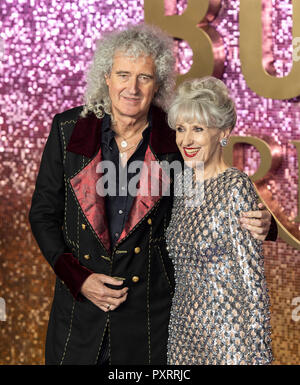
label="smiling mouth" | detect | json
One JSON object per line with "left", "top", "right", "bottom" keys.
{"left": 122, "top": 96, "right": 140, "bottom": 102}
{"left": 183, "top": 147, "right": 201, "bottom": 157}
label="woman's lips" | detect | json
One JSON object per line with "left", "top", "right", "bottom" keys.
{"left": 183, "top": 147, "right": 201, "bottom": 158}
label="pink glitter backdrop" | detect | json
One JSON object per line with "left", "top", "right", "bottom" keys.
{"left": 0, "top": 0, "right": 299, "bottom": 364}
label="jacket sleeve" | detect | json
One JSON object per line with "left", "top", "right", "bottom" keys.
{"left": 265, "top": 214, "right": 277, "bottom": 241}
{"left": 29, "top": 114, "right": 93, "bottom": 300}
{"left": 228, "top": 176, "right": 273, "bottom": 364}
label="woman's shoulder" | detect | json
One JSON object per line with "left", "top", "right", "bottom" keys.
{"left": 222, "top": 167, "right": 259, "bottom": 211}
{"left": 222, "top": 167, "right": 255, "bottom": 191}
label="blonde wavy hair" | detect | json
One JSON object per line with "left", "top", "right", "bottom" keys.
{"left": 168, "top": 77, "right": 237, "bottom": 131}
{"left": 81, "top": 24, "right": 176, "bottom": 118}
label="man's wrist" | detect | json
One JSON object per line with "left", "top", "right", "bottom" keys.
{"left": 54, "top": 253, "right": 94, "bottom": 301}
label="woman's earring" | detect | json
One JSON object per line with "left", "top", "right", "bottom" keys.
{"left": 220, "top": 138, "right": 228, "bottom": 147}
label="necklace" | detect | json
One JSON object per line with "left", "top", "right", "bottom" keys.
{"left": 113, "top": 121, "right": 149, "bottom": 148}
{"left": 120, "top": 139, "right": 128, "bottom": 148}
{"left": 119, "top": 143, "right": 139, "bottom": 158}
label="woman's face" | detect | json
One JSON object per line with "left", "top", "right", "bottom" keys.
{"left": 175, "top": 118, "right": 224, "bottom": 167}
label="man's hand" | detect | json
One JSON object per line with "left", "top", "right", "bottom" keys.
{"left": 239, "top": 203, "right": 271, "bottom": 241}
{"left": 80, "top": 273, "right": 128, "bottom": 312}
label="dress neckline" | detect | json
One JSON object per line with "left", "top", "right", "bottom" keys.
{"left": 202, "top": 166, "right": 238, "bottom": 183}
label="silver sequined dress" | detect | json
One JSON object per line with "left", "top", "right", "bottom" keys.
{"left": 166, "top": 167, "right": 273, "bottom": 365}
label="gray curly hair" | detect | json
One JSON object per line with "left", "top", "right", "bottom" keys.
{"left": 81, "top": 24, "right": 176, "bottom": 118}
{"left": 168, "top": 77, "right": 237, "bottom": 131}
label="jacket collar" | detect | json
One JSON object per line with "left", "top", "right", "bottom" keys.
{"left": 66, "top": 105, "right": 179, "bottom": 158}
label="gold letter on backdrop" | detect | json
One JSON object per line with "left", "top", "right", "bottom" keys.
{"left": 144, "top": 0, "right": 225, "bottom": 84}
{"left": 240, "top": 0, "right": 300, "bottom": 99}
{"left": 224, "top": 137, "right": 300, "bottom": 249}
{"left": 223, "top": 136, "right": 273, "bottom": 182}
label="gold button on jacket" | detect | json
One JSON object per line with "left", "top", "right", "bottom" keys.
{"left": 83, "top": 254, "right": 90, "bottom": 260}
{"left": 81, "top": 224, "right": 86, "bottom": 230}
{"left": 134, "top": 247, "right": 141, "bottom": 254}
{"left": 147, "top": 218, "right": 152, "bottom": 225}
{"left": 132, "top": 276, "right": 139, "bottom": 283}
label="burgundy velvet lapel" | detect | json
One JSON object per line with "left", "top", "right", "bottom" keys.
{"left": 149, "top": 105, "right": 178, "bottom": 155}
{"left": 66, "top": 113, "right": 102, "bottom": 158}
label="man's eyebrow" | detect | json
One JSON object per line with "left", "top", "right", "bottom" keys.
{"left": 115, "top": 71, "right": 130, "bottom": 74}
{"left": 139, "top": 73, "right": 154, "bottom": 78}
{"left": 115, "top": 71, "right": 154, "bottom": 78}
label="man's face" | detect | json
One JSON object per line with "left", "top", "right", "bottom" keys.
{"left": 105, "top": 52, "right": 159, "bottom": 120}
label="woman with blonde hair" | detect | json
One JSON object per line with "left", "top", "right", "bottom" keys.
{"left": 166, "top": 77, "right": 273, "bottom": 365}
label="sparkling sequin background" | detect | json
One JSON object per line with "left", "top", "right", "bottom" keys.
{"left": 0, "top": 0, "right": 299, "bottom": 364}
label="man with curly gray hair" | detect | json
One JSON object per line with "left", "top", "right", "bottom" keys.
{"left": 29, "top": 24, "right": 277, "bottom": 365}
{"left": 81, "top": 24, "right": 175, "bottom": 118}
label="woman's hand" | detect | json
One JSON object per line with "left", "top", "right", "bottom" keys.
{"left": 239, "top": 203, "right": 272, "bottom": 241}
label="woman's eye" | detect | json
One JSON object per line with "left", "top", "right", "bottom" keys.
{"left": 175, "top": 127, "right": 184, "bottom": 132}
{"left": 194, "top": 127, "right": 203, "bottom": 132}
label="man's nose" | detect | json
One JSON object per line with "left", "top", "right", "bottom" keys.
{"left": 127, "top": 76, "right": 139, "bottom": 94}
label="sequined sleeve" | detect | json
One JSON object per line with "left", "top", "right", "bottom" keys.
{"left": 228, "top": 174, "right": 273, "bottom": 364}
